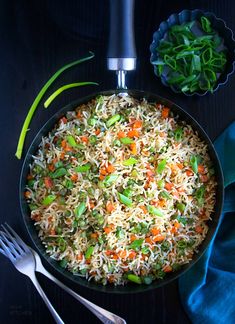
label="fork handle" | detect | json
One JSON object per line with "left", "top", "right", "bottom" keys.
{"left": 37, "top": 267, "right": 126, "bottom": 324}
{"left": 29, "top": 273, "right": 64, "bottom": 324}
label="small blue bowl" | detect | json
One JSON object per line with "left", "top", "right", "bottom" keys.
{"left": 150, "top": 9, "right": 235, "bottom": 96}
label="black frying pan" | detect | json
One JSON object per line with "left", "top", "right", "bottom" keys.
{"left": 20, "top": 0, "right": 224, "bottom": 294}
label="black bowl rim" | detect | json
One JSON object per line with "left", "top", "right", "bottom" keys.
{"left": 19, "top": 89, "right": 224, "bottom": 294}
{"left": 150, "top": 8, "right": 235, "bottom": 96}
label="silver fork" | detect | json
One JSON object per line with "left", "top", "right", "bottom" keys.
{"left": 0, "top": 224, "right": 126, "bottom": 324}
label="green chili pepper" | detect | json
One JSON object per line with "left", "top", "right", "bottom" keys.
{"left": 127, "top": 274, "right": 142, "bottom": 284}
{"left": 75, "top": 163, "right": 91, "bottom": 173}
{"left": 42, "top": 194, "right": 56, "bottom": 205}
{"left": 190, "top": 155, "right": 198, "bottom": 174}
{"left": 130, "top": 239, "right": 144, "bottom": 250}
{"left": 66, "top": 135, "right": 77, "bottom": 147}
{"left": 147, "top": 205, "right": 163, "bottom": 217}
{"left": 120, "top": 137, "right": 134, "bottom": 145}
{"left": 123, "top": 158, "right": 138, "bottom": 166}
{"left": 176, "top": 203, "right": 186, "bottom": 213}
{"left": 75, "top": 202, "right": 87, "bottom": 218}
{"left": 50, "top": 167, "right": 67, "bottom": 178}
{"left": 118, "top": 193, "right": 132, "bottom": 207}
{"left": 85, "top": 246, "right": 94, "bottom": 259}
{"left": 103, "top": 174, "right": 118, "bottom": 186}
{"left": 106, "top": 114, "right": 121, "bottom": 127}
{"left": 156, "top": 159, "right": 167, "bottom": 174}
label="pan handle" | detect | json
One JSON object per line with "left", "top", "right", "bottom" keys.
{"left": 107, "top": 0, "right": 136, "bottom": 89}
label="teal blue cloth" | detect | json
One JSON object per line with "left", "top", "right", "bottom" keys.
{"left": 179, "top": 121, "right": 235, "bottom": 324}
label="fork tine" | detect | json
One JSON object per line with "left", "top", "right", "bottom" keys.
{"left": 0, "top": 237, "right": 15, "bottom": 262}
{"left": 1, "top": 224, "right": 26, "bottom": 254}
{"left": 4, "top": 223, "right": 29, "bottom": 252}
{"left": 0, "top": 245, "right": 7, "bottom": 257}
{"left": 0, "top": 232, "right": 21, "bottom": 258}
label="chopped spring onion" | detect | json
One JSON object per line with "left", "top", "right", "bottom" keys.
{"left": 118, "top": 193, "right": 132, "bottom": 207}
{"left": 130, "top": 239, "right": 144, "bottom": 250}
{"left": 147, "top": 205, "right": 163, "bottom": 217}
{"left": 127, "top": 274, "right": 142, "bottom": 284}
{"left": 66, "top": 135, "right": 77, "bottom": 147}
{"left": 75, "top": 164, "right": 91, "bottom": 172}
{"left": 190, "top": 155, "right": 198, "bottom": 174}
{"left": 42, "top": 194, "right": 56, "bottom": 205}
{"left": 85, "top": 246, "right": 94, "bottom": 259}
{"left": 176, "top": 203, "right": 186, "bottom": 213}
{"left": 50, "top": 167, "right": 67, "bottom": 178}
{"left": 123, "top": 158, "right": 138, "bottom": 166}
{"left": 106, "top": 114, "right": 121, "bottom": 127}
{"left": 75, "top": 202, "right": 87, "bottom": 218}
{"left": 103, "top": 174, "right": 119, "bottom": 186}
{"left": 120, "top": 137, "right": 134, "bottom": 145}
{"left": 156, "top": 159, "right": 167, "bottom": 174}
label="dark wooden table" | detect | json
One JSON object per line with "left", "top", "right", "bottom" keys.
{"left": 0, "top": 0, "right": 234, "bottom": 323}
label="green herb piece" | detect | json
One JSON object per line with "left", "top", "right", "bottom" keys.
{"left": 123, "top": 188, "right": 133, "bottom": 198}
{"left": 50, "top": 167, "right": 67, "bottom": 178}
{"left": 85, "top": 246, "right": 94, "bottom": 259}
{"left": 159, "top": 191, "right": 171, "bottom": 200}
{"left": 15, "top": 52, "right": 95, "bottom": 159}
{"left": 75, "top": 202, "right": 87, "bottom": 218}
{"left": 147, "top": 205, "right": 163, "bottom": 217}
{"left": 42, "top": 194, "right": 56, "bottom": 205}
{"left": 130, "top": 239, "right": 144, "bottom": 250}
{"left": 195, "top": 185, "right": 205, "bottom": 206}
{"left": 59, "top": 259, "right": 68, "bottom": 268}
{"left": 116, "top": 227, "right": 125, "bottom": 239}
{"left": 156, "top": 159, "right": 167, "bottom": 174}
{"left": 89, "top": 135, "right": 97, "bottom": 145}
{"left": 142, "top": 276, "right": 153, "bottom": 285}
{"left": 123, "top": 158, "right": 138, "bottom": 166}
{"left": 174, "top": 127, "right": 183, "bottom": 142}
{"left": 141, "top": 246, "right": 150, "bottom": 254}
{"left": 65, "top": 179, "right": 74, "bottom": 189}
{"left": 120, "top": 137, "right": 134, "bottom": 145}
{"left": 127, "top": 274, "right": 142, "bottom": 284}
{"left": 118, "top": 193, "right": 132, "bottom": 207}
{"left": 106, "top": 114, "right": 121, "bottom": 127}
{"left": 190, "top": 155, "right": 198, "bottom": 174}
{"left": 66, "top": 135, "right": 77, "bottom": 147}
{"left": 103, "top": 174, "right": 119, "bottom": 186}
{"left": 176, "top": 203, "right": 186, "bottom": 213}
{"left": 54, "top": 161, "right": 64, "bottom": 169}
{"left": 75, "top": 163, "right": 91, "bottom": 172}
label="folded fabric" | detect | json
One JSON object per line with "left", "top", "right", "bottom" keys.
{"left": 179, "top": 121, "right": 235, "bottom": 324}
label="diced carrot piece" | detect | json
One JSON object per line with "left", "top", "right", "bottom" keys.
{"left": 112, "top": 254, "right": 118, "bottom": 260}
{"left": 60, "top": 117, "right": 67, "bottom": 124}
{"left": 128, "top": 251, "right": 136, "bottom": 259}
{"left": 99, "top": 174, "right": 105, "bottom": 180}
{"left": 139, "top": 205, "right": 147, "bottom": 214}
{"left": 117, "top": 131, "right": 126, "bottom": 138}
{"left": 76, "top": 253, "right": 83, "bottom": 261}
{"left": 198, "top": 164, "right": 205, "bottom": 174}
{"left": 130, "top": 234, "right": 137, "bottom": 242}
{"left": 159, "top": 131, "right": 166, "bottom": 137}
{"left": 106, "top": 164, "right": 115, "bottom": 173}
{"left": 44, "top": 177, "right": 53, "bottom": 189}
{"left": 174, "top": 221, "right": 181, "bottom": 229}
{"left": 90, "top": 232, "right": 98, "bottom": 239}
{"left": 177, "top": 163, "right": 184, "bottom": 169}
{"left": 195, "top": 225, "right": 203, "bottom": 233}
{"left": 165, "top": 182, "right": 174, "bottom": 190}
{"left": 127, "top": 130, "right": 139, "bottom": 138}
{"left": 31, "top": 213, "right": 41, "bottom": 221}
{"left": 152, "top": 235, "right": 165, "bottom": 242}
{"left": 95, "top": 128, "right": 101, "bottom": 135}
{"left": 50, "top": 229, "right": 56, "bottom": 236}
{"left": 158, "top": 199, "right": 166, "bottom": 207}
{"left": 130, "top": 142, "right": 137, "bottom": 155}
{"left": 61, "top": 139, "right": 67, "bottom": 148}
{"left": 48, "top": 164, "right": 55, "bottom": 172}
{"left": 100, "top": 168, "right": 107, "bottom": 176}
{"left": 105, "top": 250, "right": 113, "bottom": 256}
{"left": 80, "top": 136, "right": 89, "bottom": 144}
{"left": 70, "top": 174, "right": 78, "bottom": 182}
{"left": 200, "top": 175, "right": 208, "bottom": 183}
{"left": 106, "top": 201, "right": 115, "bottom": 213}
{"left": 104, "top": 227, "right": 112, "bottom": 234}
{"left": 132, "top": 120, "right": 143, "bottom": 129}
{"left": 89, "top": 200, "right": 95, "bottom": 209}
{"left": 150, "top": 228, "right": 160, "bottom": 236}
{"left": 108, "top": 275, "right": 115, "bottom": 283}
{"left": 186, "top": 169, "right": 194, "bottom": 177}
{"left": 27, "top": 174, "right": 33, "bottom": 180}
{"left": 117, "top": 250, "right": 127, "bottom": 259}
{"left": 76, "top": 111, "right": 82, "bottom": 119}
{"left": 161, "top": 107, "right": 170, "bottom": 119}
{"left": 163, "top": 265, "right": 172, "bottom": 273}
{"left": 60, "top": 152, "right": 65, "bottom": 160}
{"left": 145, "top": 237, "right": 153, "bottom": 244}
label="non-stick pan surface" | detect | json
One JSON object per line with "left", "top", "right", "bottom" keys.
{"left": 20, "top": 89, "right": 224, "bottom": 294}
